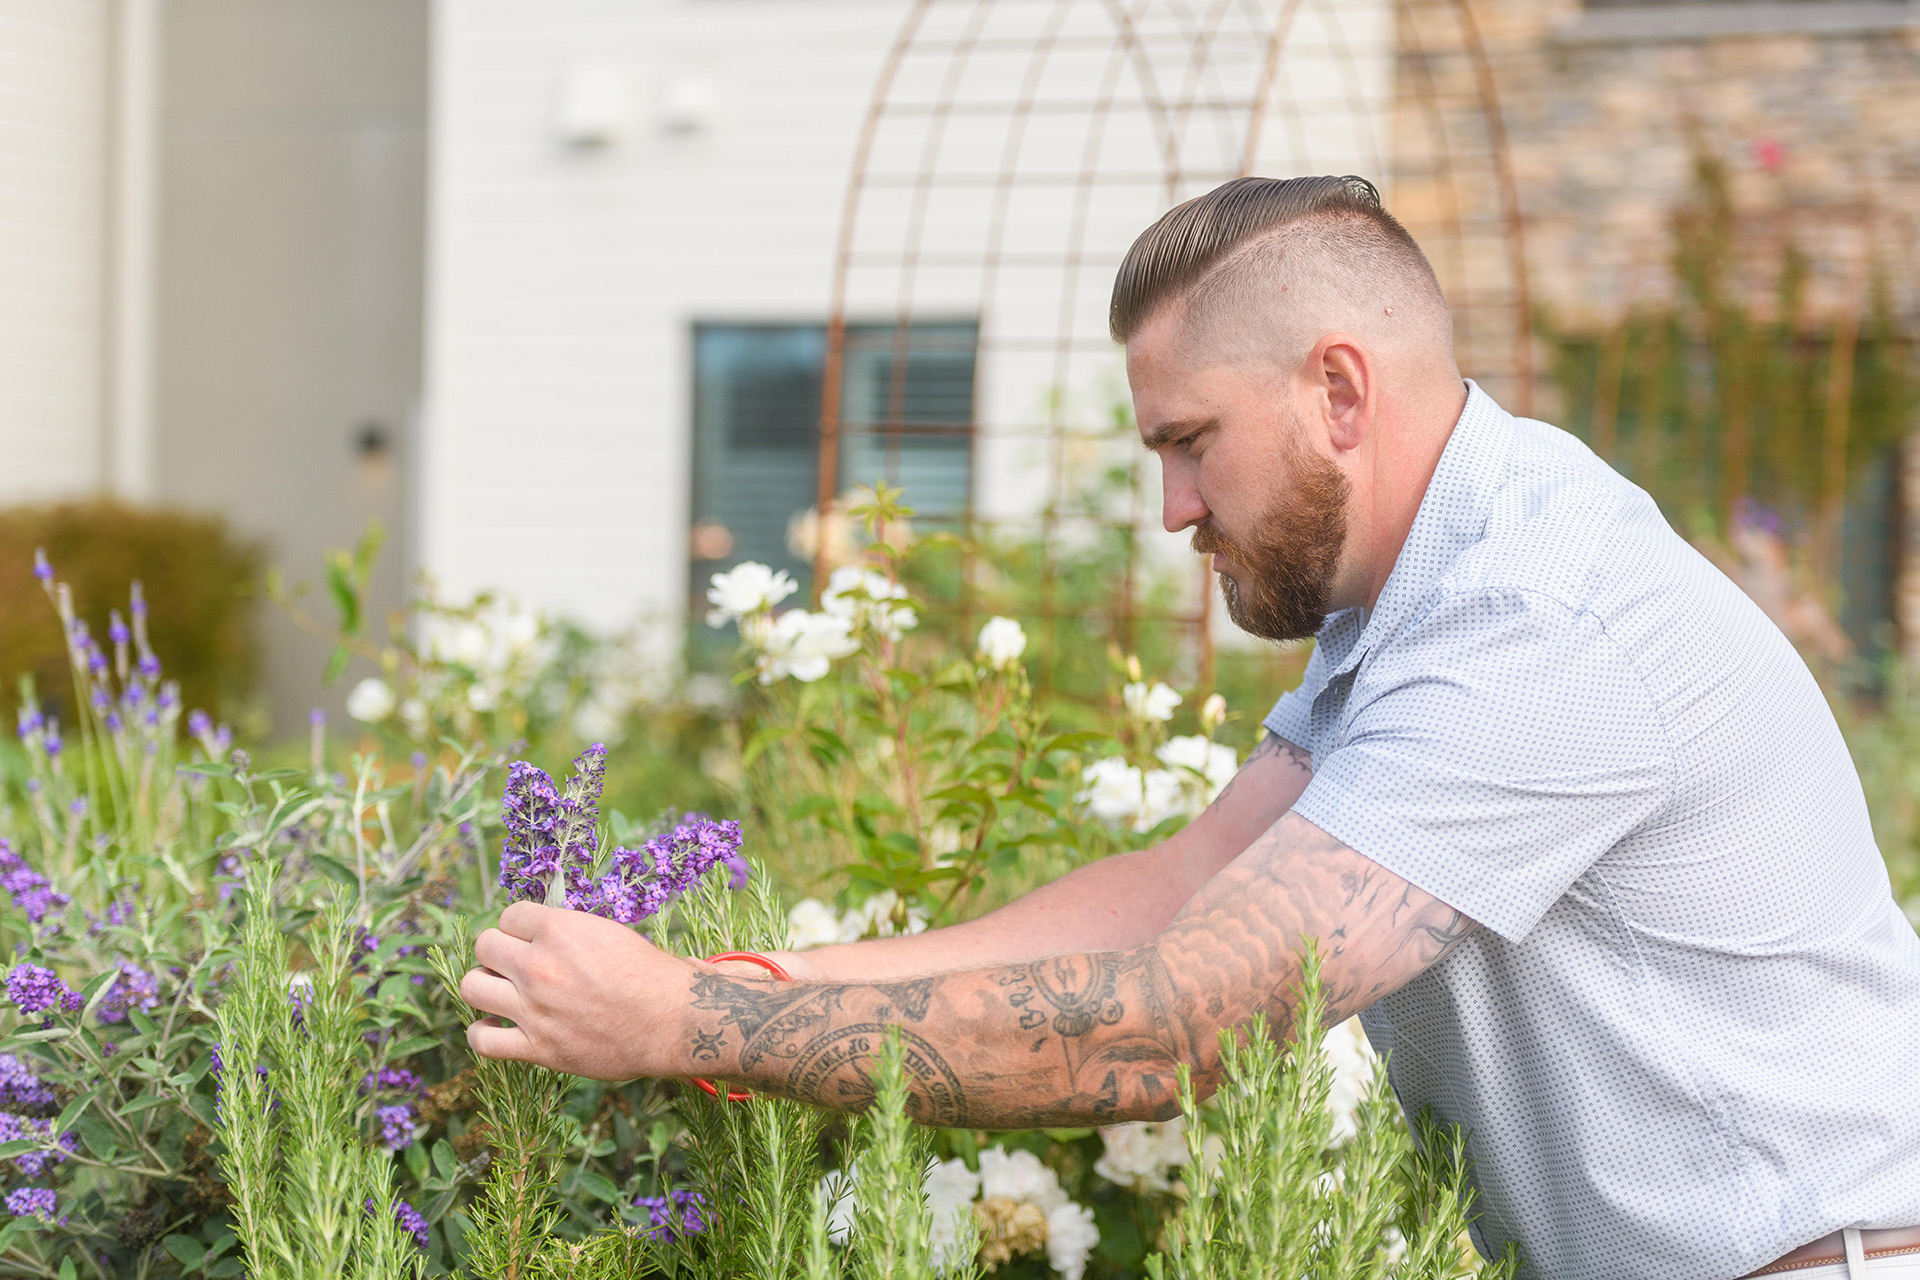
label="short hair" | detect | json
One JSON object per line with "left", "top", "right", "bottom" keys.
{"left": 1109, "top": 175, "right": 1452, "bottom": 362}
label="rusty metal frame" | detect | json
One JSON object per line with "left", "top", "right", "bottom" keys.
{"left": 816, "top": 0, "right": 1533, "bottom": 687}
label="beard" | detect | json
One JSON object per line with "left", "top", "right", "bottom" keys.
{"left": 1191, "top": 441, "right": 1350, "bottom": 643}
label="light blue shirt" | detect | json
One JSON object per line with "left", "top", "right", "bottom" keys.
{"left": 1266, "top": 383, "right": 1920, "bottom": 1280}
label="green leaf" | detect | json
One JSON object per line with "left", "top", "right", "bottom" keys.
{"left": 163, "top": 1235, "right": 207, "bottom": 1268}
{"left": 0, "top": 1139, "right": 38, "bottom": 1160}
{"left": 1044, "top": 731, "right": 1111, "bottom": 754}
{"left": 431, "top": 1139, "right": 458, "bottom": 1182}
{"left": 8, "top": 1027, "right": 71, "bottom": 1044}
{"left": 404, "top": 1138, "right": 429, "bottom": 1184}
{"left": 128, "top": 1008, "right": 159, "bottom": 1037}
{"left": 324, "top": 644, "right": 352, "bottom": 685}
{"left": 210, "top": 1259, "right": 246, "bottom": 1278}
{"left": 188, "top": 1092, "right": 218, "bottom": 1128}
{"left": 425, "top": 1186, "right": 459, "bottom": 1224}
{"left": 785, "top": 796, "right": 837, "bottom": 821}
{"left": 0, "top": 1221, "right": 17, "bottom": 1254}
{"left": 575, "top": 1171, "right": 620, "bottom": 1204}
{"left": 119, "top": 1093, "right": 173, "bottom": 1116}
{"left": 52, "top": 1092, "right": 91, "bottom": 1136}
{"left": 306, "top": 852, "right": 360, "bottom": 889}
{"left": 739, "top": 725, "right": 789, "bottom": 768}
{"left": 59, "top": 1259, "right": 76, "bottom": 1280}
{"left": 77, "top": 1115, "right": 117, "bottom": 1159}
{"left": 385, "top": 1034, "right": 439, "bottom": 1058}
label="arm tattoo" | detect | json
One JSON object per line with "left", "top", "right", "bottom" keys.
{"left": 1212, "top": 733, "right": 1310, "bottom": 807}
{"left": 680, "top": 813, "right": 1473, "bottom": 1127}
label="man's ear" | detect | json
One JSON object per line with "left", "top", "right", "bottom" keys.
{"left": 1310, "top": 334, "right": 1373, "bottom": 453}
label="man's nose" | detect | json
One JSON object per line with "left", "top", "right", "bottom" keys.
{"left": 1160, "top": 459, "right": 1208, "bottom": 533}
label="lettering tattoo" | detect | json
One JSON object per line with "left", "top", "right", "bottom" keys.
{"left": 680, "top": 813, "right": 1473, "bottom": 1128}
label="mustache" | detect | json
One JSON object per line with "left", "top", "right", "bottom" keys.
{"left": 1190, "top": 520, "right": 1234, "bottom": 558}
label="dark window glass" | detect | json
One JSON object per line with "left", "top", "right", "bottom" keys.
{"left": 690, "top": 321, "right": 977, "bottom": 602}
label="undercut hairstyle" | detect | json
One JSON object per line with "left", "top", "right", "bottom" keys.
{"left": 1109, "top": 175, "right": 1454, "bottom": 369}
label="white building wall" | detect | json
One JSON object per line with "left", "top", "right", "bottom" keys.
{"left": 0, "top": 1, "right": 109, "bottom": 503}
{"left": 425, "top": 0, "right": 1393, "bottom": 646}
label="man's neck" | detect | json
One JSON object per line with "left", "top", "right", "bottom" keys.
{"left": 1354, "top": 379, "right": 1468, "bottom": 611}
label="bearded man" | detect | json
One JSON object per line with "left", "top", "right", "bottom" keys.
{"left": 460, "top": 176, "right": 1920, "bottom": 1280}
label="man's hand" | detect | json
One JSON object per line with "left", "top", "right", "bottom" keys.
{"left": 462, "top": 901, "right": 727, "bottom": 1080}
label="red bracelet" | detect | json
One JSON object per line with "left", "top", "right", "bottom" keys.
{"left": 690, "top": 951, "right": 792, "bottom": 1102}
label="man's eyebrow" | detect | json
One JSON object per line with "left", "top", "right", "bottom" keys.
{"left": 1140, "top": 417, "right": 1215, "bottom": 451}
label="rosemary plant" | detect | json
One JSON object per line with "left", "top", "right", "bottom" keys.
{"left": 213, "top": 864, "right": 423, "bottom": 1280}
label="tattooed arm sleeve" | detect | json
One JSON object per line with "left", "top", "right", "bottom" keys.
{"left": 682, "top": 810, "right": 1474, "bottom": 1128}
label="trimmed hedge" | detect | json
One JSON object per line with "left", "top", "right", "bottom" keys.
{"left": 0, "top": 502, "right": 260, "bottom": 725}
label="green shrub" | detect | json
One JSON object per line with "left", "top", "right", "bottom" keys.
{"left": 0, "top": 503, "right": 260, "bottom": 725}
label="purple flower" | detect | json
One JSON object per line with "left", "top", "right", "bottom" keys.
{"left": 0, "top": 841, "right": 71, "bottom": 925}
{"left": 15, "top": 707, "right": 41, "bottom": 739}
{"left": 633, "top": 1189, "right": 706, "bottom": 1241}
{"left": 31, "top": 549, "right": 52, "bottom": 583}
{"left": 98, "top": 963, "right": 160, "bottom": 1025}
{"left": 584, "top": 817, "right": 748, "bottom": 925}
{"left": 187, "top": 710, "right": 211, "bottom": 738}
{"left": 40, "top": 725, "right": 60, "bottom": 759}
{"left": 310, "top": 708, "right": 326, "bottom": 727}
{"left": 0, "top": 1056, "right": 56, "bottom": 1113}
{"left": 361, "top": 1067, "right": 424, "bottom": 1095}
{"left": 0, "top": 1113, "right": 76, "bottom": 1177}
{"left": 108, "top": 611, "right": 130, "bottom": 647}
{"left": 6, "top": 1187, "right": 58, "bottom": 1221}
{"left": 138, "top": 654, "right": 161, "bottom": 680}
{"left": 366, "top": 1197, "right": 431, "bottom": 1251}
{"left": 5, "top": 965, "right": 81, "bottom": 1017}
{"left": 498, "top": 746, "right": 605, "bottom": 903}
{"left": 375, "top": 1102, "right": 417, "bottom": 1151}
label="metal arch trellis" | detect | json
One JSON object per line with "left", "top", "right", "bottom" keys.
{"left": 816, "top": 0, "right": 1532, "bottom": 689}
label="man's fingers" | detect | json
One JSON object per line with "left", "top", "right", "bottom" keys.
{"left": 474, "top": 927, "right": 531, "bottom": 977}
{"left": 467, "top": 1017, "right": 536, "bottom": 1063}
{"left": 460, "top": 968, "right": 526, "bottom": 1021}
{"left": 498, "top": 899, "right": 551, "bottom": 941}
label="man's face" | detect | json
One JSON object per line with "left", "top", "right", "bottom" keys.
{"left": 1127, "top": 311, "right": 1351, "bottom": 642}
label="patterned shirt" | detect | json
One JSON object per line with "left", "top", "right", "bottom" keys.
{"left": 1265, "top": 382, "right": 1920, "bottom": 1280}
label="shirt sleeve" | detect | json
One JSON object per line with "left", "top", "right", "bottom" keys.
{"left": 1290, "top": 589, "right": 1675, "bottom": 943}
{"left": 1263, "top": 640, "right": 1328, "bottom": 748}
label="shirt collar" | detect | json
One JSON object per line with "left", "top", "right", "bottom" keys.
{"left": 1317, "top": 380, "right": 1514, "bottom": 681}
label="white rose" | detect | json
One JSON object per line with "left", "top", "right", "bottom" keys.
{"left": 1122, "top": 680, "right": 1181, "bottom": 722}
{"left": 1044, "top": 1200, "right": 1100, "bottom": 1280}
{"left": 821, "top": 566, "right": 917, "bottom": 642}
{"left": 836, "top": 890, "right": 928, "bottom": 943}
{"left": 1137, "top": 768, "right": 1190, "bottom": 831}
{"left": 705, "top": 561, "right": 798, "bottom": 626}
{"left": 1324, "top": 1016, "right": 1379, "bottom": 1145}
{"left": 925, "top": 1157, "right": 982, "bottom": 1271}
{"left": 346, "top": 677, "right": 395, "bottom": 723}
{"left": 1156, "top": 735, "right": 1238, "bottom": 799}
{"left": 758, "top": 609, "right": 858, "bottom": 683}
{"left": 977, "top": 1147, "right": 1067, "bottom": 1213}
{"left": 786, "top": 898, "right": 842, "bottom": 951}
{"left": 1077, "top": 757, "right": 1143, "bottom": 824}
{"left": 397, "top": 698, "right": 428, "bottom": 736}
{"left": 1199, "top": 692, "right": 1228, "bottom": 732}
{"left": 434, "top": 620, "right": 489, "bottom": 669}
{"left": 1093, "top": 1122, "right": 1174, "bottom": 1193}
{"left": 975, "top": 616, "right": 1027, "bottom": 670}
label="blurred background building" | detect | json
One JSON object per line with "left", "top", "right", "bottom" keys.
{"left": 0, "top": 0, "right": 1914, "bottom": 730}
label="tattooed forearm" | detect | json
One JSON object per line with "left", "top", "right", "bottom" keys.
{"left": 1212, "top": 733, "right": 1310, "bottom": 807}
{"left": 680, "top": 813, "right": 1473, "bottom": 1128}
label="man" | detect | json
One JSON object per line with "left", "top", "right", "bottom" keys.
{"left": 461, "top": 176, "right": 1920, "bottom": 1279}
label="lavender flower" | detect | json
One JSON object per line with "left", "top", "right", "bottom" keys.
{"left": 5, "top": 965, "right": 82, "bottom": 1016}
{"left": 108, "top": 611, "right": 130, "bottom": 648}
{"left": 6, "top": 1187, "right": 58, "bottom": 1221}
{"left": 187, "top": 710, "right": 211, "bottom": 738}
{"left": 361, "top": 1068, "right": 424, "bottom": 1095}
{"left": 498, "top": 745, "right": 605, "bottom": 904}
{"left": 97, "top": 963, "right": 161, "bottom": 1025}
{"left": 375, "top": 1102, "right": 417, "bottom": 1151}
{"left": 0, "top": 841, "right": 70, "bottom": 925}
{"left": 0, "top": 1113, "right": 76, "bottom": 1177}
{"left": 0, "top": 1056, "right": 56, "bottom": 1113}
{"left": 31, "top": 549, "right": 52, "bottom": 583}
{"left": 633, "top": 1189, "right": 707, "bottom": 1241}
{"left": 584, "top": 817, "right": 748, "bottom": 925}
{"left": 365, "top": 1197, "right": 431, "bottom": 1251}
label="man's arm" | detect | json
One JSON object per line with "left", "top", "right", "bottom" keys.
{"left": 767, "top": 733, "right": 1315, "bottom": 982}
{"left": 463, "top": 807, "right": 1475, "bottom": 1128}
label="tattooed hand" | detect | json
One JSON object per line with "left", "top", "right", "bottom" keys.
{"left": 463, "top": 807, "right": 1475, "bottom": 1127}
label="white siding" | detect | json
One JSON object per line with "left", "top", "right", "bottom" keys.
{"left": 424, "top": 0, "right": 1393, "bottom": 642}
{"left": 0, "top": 0, "right": 107, "bottom": 502}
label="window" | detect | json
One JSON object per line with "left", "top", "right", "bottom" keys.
{"left": 690, "top": 321, "right": 977, "bottom": 602}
